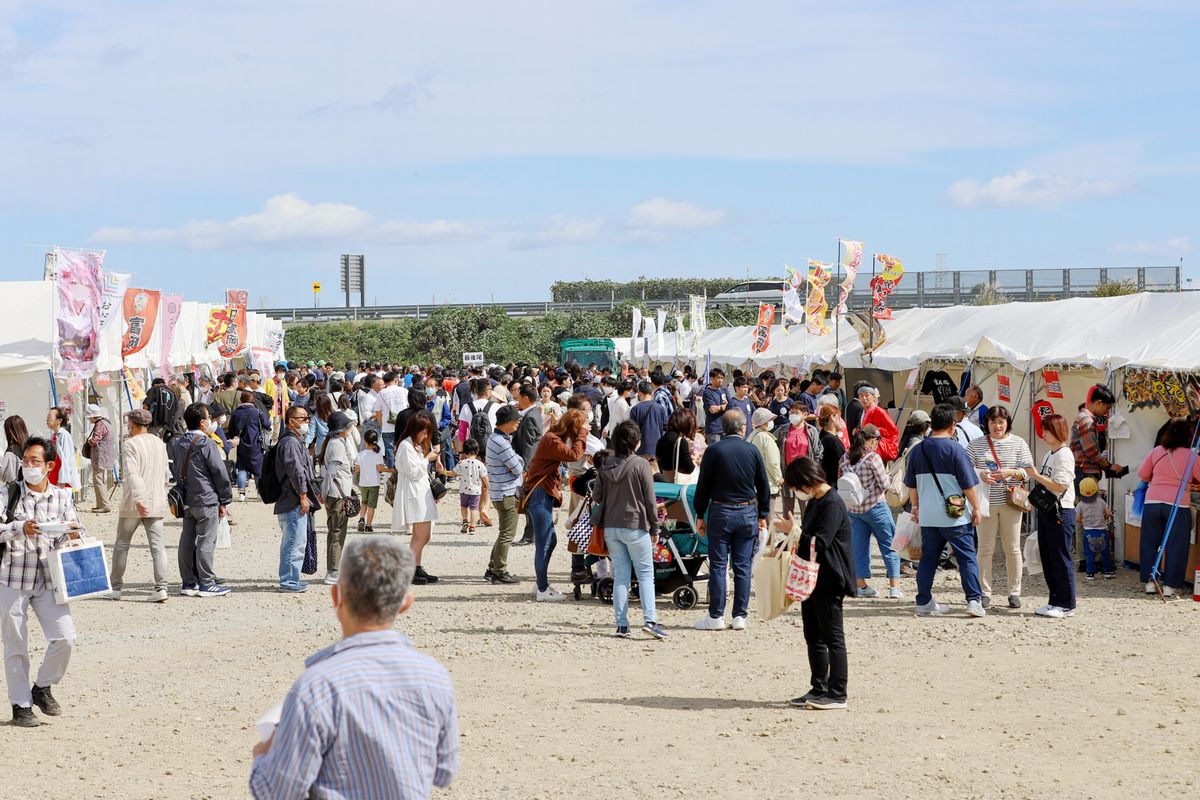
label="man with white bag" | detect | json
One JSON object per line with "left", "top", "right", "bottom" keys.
{"left": 0, "top": 436, "right": 83, "bottom": 728}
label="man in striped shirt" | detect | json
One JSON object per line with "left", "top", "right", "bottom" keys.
{"left": 250, "top": 536, "right": 459, "bottom": 799}
{"left": 484, "top": 406, "right": 524, "bottom": 584}
{"left": 0, "top": 436, "right": 83, "bottom": 728}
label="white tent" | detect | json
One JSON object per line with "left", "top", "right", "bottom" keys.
{"left": 0, "top": 281, "right": 56, "bottom": 440}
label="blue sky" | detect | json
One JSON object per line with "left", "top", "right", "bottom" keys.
{"left": 1, "top": 1, "right": 1196, "bottom": 306}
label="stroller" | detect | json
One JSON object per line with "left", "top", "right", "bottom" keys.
{"left": 568, "top": 478, "right": 710, "bottom": 610}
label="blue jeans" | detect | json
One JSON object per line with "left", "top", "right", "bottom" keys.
{"left": 383, "top": 434, "right": 396, "bottom": 469}
{"left": 605, "top": 527, "right": 657, "bottom": 627}
{"left": 850, "top": 500, "right": 900, "bottom": 581}
{"left": 706, "top": 502, "right": 758, "bottom": 619}
{"left": 1139, "top": 502, "right": 1192, "bottom": 587}
{"left": 527, "top": 487, "right": 557, "bottom": 592}
{"left": 1084, "top": 528, "right": 1114, "bottom": 575}
{"left": 277, "top": 508, "right": 308, "bottom": 590}
{"left": 916, "top": 523, "right": 982, "bottom": 605}
{"left": 236, "top": 469, "right": 250, "bottom": 490}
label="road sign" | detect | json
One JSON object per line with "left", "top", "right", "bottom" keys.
{"left": 312, "top": 282, "right": 321, "bottom": 293}
{"left": 340, "top": 254, "right": 366, "bottom": 307}
{"left": 462, "top": 351, "right": 485, "bottom": 367}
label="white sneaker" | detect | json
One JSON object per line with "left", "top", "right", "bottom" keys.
{"left": 887, "top": 586, "right": 904, "bottom": 600}
{"left": 535, "top": 587, "right": 566, "bottom": 602}
{"left": 149, "top": 589, "right": 168, "bottom": 603}
{"left": 1145, "top": 581, "right": 1157, "bottom": 594}
{"left": 1058, "top": 606, "right": 1077, "bottom": 617}
{"left": 1163, "top": 585, "right": 1177, "bottom": 597}
{"left": 323, "top": 571, "right": 339, "bottom": 585}
{"left": 731, "top": 616, "right": 748, "bottom": 631}
{"left": 1035, "top": 604, "right": 1065, "bottom": 618}
{"left": 694, "top": 615, "right": 726, "bottom": 631}
{"left": 239, "top": 492, "right": 247, "bottom": 503}
{"left": 965, "top": 599, "right": 987, "bottom": 618}
{"left": 914, "top": 600, "right": 949, "bottom": 617}
{"left": 109, "top": 589, "right": 122, "bottom": 601}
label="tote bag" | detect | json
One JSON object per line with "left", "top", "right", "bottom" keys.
{"left": 754, "top": 530, "right": 798, "bottom": 620}
{"left": 783, "top": 536, "right": 820, "bottom": 603}
{"left": 670, "top": 436, "right": 698, "bottom": 486}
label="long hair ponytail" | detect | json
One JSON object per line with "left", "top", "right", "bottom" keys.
{"left": 848, "top": 431, "right": 868, "bottom": 466}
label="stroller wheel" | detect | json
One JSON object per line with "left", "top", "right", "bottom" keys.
{"left": 596, "top": 577, "right": 614, "bottom": 604}
{"left": 573, "top": 584, "right": 582, "bottom": 601}
{"left": 673, "top": 585, "right": 698, "bottom": 610}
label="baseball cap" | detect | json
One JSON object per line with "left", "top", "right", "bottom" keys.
{"left": 946, "top": 396, "right": 969, "bottom": 412}
{"left": 1079, "top": 477, "right": 1099, "bottom": 497}
{"left": 909, "top": 409, "right": 931, "bottom": 425}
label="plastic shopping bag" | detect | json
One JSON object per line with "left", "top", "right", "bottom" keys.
{"left": 216, "top": 516, "right": 232, "bottom": 549}
{"left": 1023, "top": 531, "right": 1042, "bottom": 575}
{"left": 753, "top": 531, "right": 797, "bottom": 621}
{"left": 892, "top": 511, "right": 919, "bottom": 552}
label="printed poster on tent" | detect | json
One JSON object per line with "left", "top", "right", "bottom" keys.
{"left": 998, "top": 374, "right": 1011, "bottom": 403}
{"left": 53, "top": 247, "right": 104, "bottom": 378}
{"left": 1042, "top": 370, "right": 1063, "bottom": 399}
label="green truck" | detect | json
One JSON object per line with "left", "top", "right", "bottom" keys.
{"left": 559, "top": 338, "right": 617, "bottom": 369}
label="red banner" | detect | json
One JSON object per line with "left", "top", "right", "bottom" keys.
{"left": 751, "top": 303, "right": 776, "bottom": 354}
{"left": 121, "top": 288, "right": 161, "bottom": 358}
{"left": 997, "top": 374, "right": 1011, "bottom": 403}
{"left": 226, "top": 288, "right": 249, "bottom": 307}
{"left": 1042, "top": 369, "right": 1063, "bottom": 399}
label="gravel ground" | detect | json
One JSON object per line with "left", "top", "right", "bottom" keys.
{"left": 3, "top": 486, "right": 1197, "bottom": 800}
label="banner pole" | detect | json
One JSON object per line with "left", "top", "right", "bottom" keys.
{"left": 835, "top": 240, "right": 841, "bottom": 367}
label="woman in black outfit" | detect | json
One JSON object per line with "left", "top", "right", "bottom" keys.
{"left": 816, "top": 405, "right": 845, "bottom": 484}
{"left": 782, "top": 456, "right": 855, "bottom": 710}
{"left": 654, "top": 407, "right": 697, "bottom": 479}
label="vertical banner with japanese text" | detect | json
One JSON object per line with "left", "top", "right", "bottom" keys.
{"left": 121, "top": 288, "right": 161, "bottom": 358}
{"left": 751, "top": 302, "right": 776, "bottom": 355}
{"left": 53, "top": 247, "right": 104, "bottom": 378}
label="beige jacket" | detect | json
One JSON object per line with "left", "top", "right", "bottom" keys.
{"left": 121, "top": 433, "right": 171, "bottom": 519}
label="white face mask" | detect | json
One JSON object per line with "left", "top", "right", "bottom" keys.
{"left": 795, "top": 489, "right": 814, "bottom": 502}
{"left": 789, "top": 414, "right": 805, "bottom": 426}
{"left": 298, "top": 423, "right": 311, "bottom": 437}
{"left": 218, "top": 416, "right": 228, "bottom": 427}
{"left": 585, "top": 411, "right": 594, "bottom": 425}
{"left": 22, "top": 465, "right": 45, "bottom": 485}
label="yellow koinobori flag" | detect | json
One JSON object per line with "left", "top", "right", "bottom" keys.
{"left": 805, "top": 260, "right": 832, "bottom": 336}
{"left": 837, "top": 239, "right": 864, "bottom": 314}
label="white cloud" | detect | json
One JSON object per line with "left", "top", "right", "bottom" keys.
{"left": 627, "top": 197, "right": 726, "bottom": 230}
{"left": 1109, "top": 237, "right": 1192, "bottom": 258}
{"left": 92, "top": 194, "right": 483, "bottom": 250}
{"left": 509, "top": 215, "right": 605, "bottom": 251}
{"left": 948, "top": 169, "right": 1129, "bottom": 210}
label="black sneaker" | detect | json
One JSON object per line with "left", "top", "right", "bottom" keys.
{"left": 806, "top": 695, "right": 848, "bottom": 710}
{"left": 364, "top": 525, "right": 374, "bottom": 533}
{"left": 515, "top": 535, "right": 534, "bottom": 546}
{"left": 357, "top": 518, "right": 366, "bottom": 532}
{"left": 614, "top": 626, "right": 632, "bottom": 638}
{"left": 490, "top": 572, "right": 520, "bottom": 585}
{"left": 460, "top": 521, "right": 470, "bottom": 534}
{"left": 412, "top": 573, "right": 429, "bottom": 586}
{"left": 31, "top": 685, "right": 61, "bottom": 716}
{"left": 11, "top": 705, "right": 40, "bottom": 727}
{"left": 483, "top": 568, "right": 496, "bottom": 581}
{"left": 415, "top": 566, "right": 438, "bottom": 584}
{"left": 1008, "top": 595, "right": 1022, "bottom": 609}
{"left": 788, "top": 692, "right": 819, "bottom": 708}
{"left": 980, "top": 595, "right": 992, "bottom": 610}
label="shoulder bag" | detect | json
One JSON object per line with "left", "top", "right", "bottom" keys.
{"left": 670, "top": 435, "right": 698, "bottom": 486}
{"left": 988, "top": 437, "right": 1031, "bottom": 512}
{"left": 1028, "top": 450, "right": 1064, "bottom": 514}
{"left": 515, "top": 474, "right": 550, "bottom": 514}
{"left": 167, "top": 435, "right": 200, "bottom": 519}
{"left": 919, "top": 444, "right": 967, "bottom": 520}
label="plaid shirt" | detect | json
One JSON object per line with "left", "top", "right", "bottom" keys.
{"left": 0, "top": 482, "right": 83, "bottom": 592}
{"left": 1070, "top": 408, "right": 1103, "bottom": 476}
{"left": 839, "top": 451, "right": 889, "bottom": 513}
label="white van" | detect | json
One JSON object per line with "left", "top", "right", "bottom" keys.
{"left": 712, "top": 280, "right": 789, "bottom": 303}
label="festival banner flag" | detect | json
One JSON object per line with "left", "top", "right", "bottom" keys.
{"left": 53, "top": 247, "right": 104, "bottom": 378}
{"left": 218, "top": 306, "right": 248, "bottom": 358}
{"left": 122, "top": 365, "right": 146, "bottom": 407}
{"left": 751, "top": 302, "right": 775, "bottom": 354}
{"left": 156, "top": 294, "right": 184, "bottom": 380}
{"left": 657, "top": 308, "right": 667, "bottom": 354}
{"left": 805, "top": 260, "right": 832, "bottom": 336}
{"left": 870, "top": 254, "right": 904, "bottom": 320}
{"left": 121, "top": 288, "right": 161, "bottom": 358}
{"left": 265, "top": 329, "right": 285, "bottom": 361}
{"left": 905, "top": 367, "right": 919, "bottom": 391}
{"left": 689, "top": 295, "right": 707, "bottom": 335}
{"left": 837, "top": 240, "right": 864, "bottom": 315}
{"left": 226, "top": 288, "right": 249, "bottom": 308}
{"left": 631, "top": 307, "right": 642, "bottom": 343}
{"left": 998, "top": 374, "right": 1011, "bottom": 403}
{"left": 98, "top": 270, "right": 132, "bottom": 332}
{"left": 782, "top": 265, "right": 805, "bottom": 332}
{"left": 1042, "top": 369, "right": 1063, "bottom": 399}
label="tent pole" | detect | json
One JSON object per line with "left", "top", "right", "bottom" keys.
{"left": 835, "top": 240, "right": 841, "bottom": 367}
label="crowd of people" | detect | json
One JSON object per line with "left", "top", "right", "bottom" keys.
{"left": 1, "top": 353, "right": 1194, "bottom": 793}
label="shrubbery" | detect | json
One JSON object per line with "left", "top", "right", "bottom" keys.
{"left": 550, "top": 276, "right": 773, "bottom": 302}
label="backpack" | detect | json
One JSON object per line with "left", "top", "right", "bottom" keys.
{"left": 885, "top": 455, "right": 909, "bottom": 508}
{"left": 837, "top": 469, "right": 867, "bottom": 508}
{"left": 0, "top": 481, "right": 22, "bottom": 560}
{"left": 147, "top": 386, "right": 176, "bottom": 428}
{"left": 257, "top": 438, "right": 285, "bottom": 504}
{"left": 468, "top": 401, "right": 495, "bottom": 452}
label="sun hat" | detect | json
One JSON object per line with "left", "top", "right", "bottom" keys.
{"left": 1079, "top": 477, "right": 1099, "bottom": 497}
{"left": 85, "top": 404, "right": 104, "bottom": 419}
{"left": 750, "top": 407, "right": 775, "bottom": 431}
{"left": 326, "top": 412, "right": 354, "bottom": 435}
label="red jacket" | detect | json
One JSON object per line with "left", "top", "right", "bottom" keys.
{"left": 861, "top": 404, "right": 899, "bottom": 463}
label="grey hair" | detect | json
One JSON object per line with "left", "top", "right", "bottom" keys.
{"left": 721, "top": 409, "right": 746, "bottom": 436}
{"left": 338, "top": 536, "right": 416, "bottom": 624}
